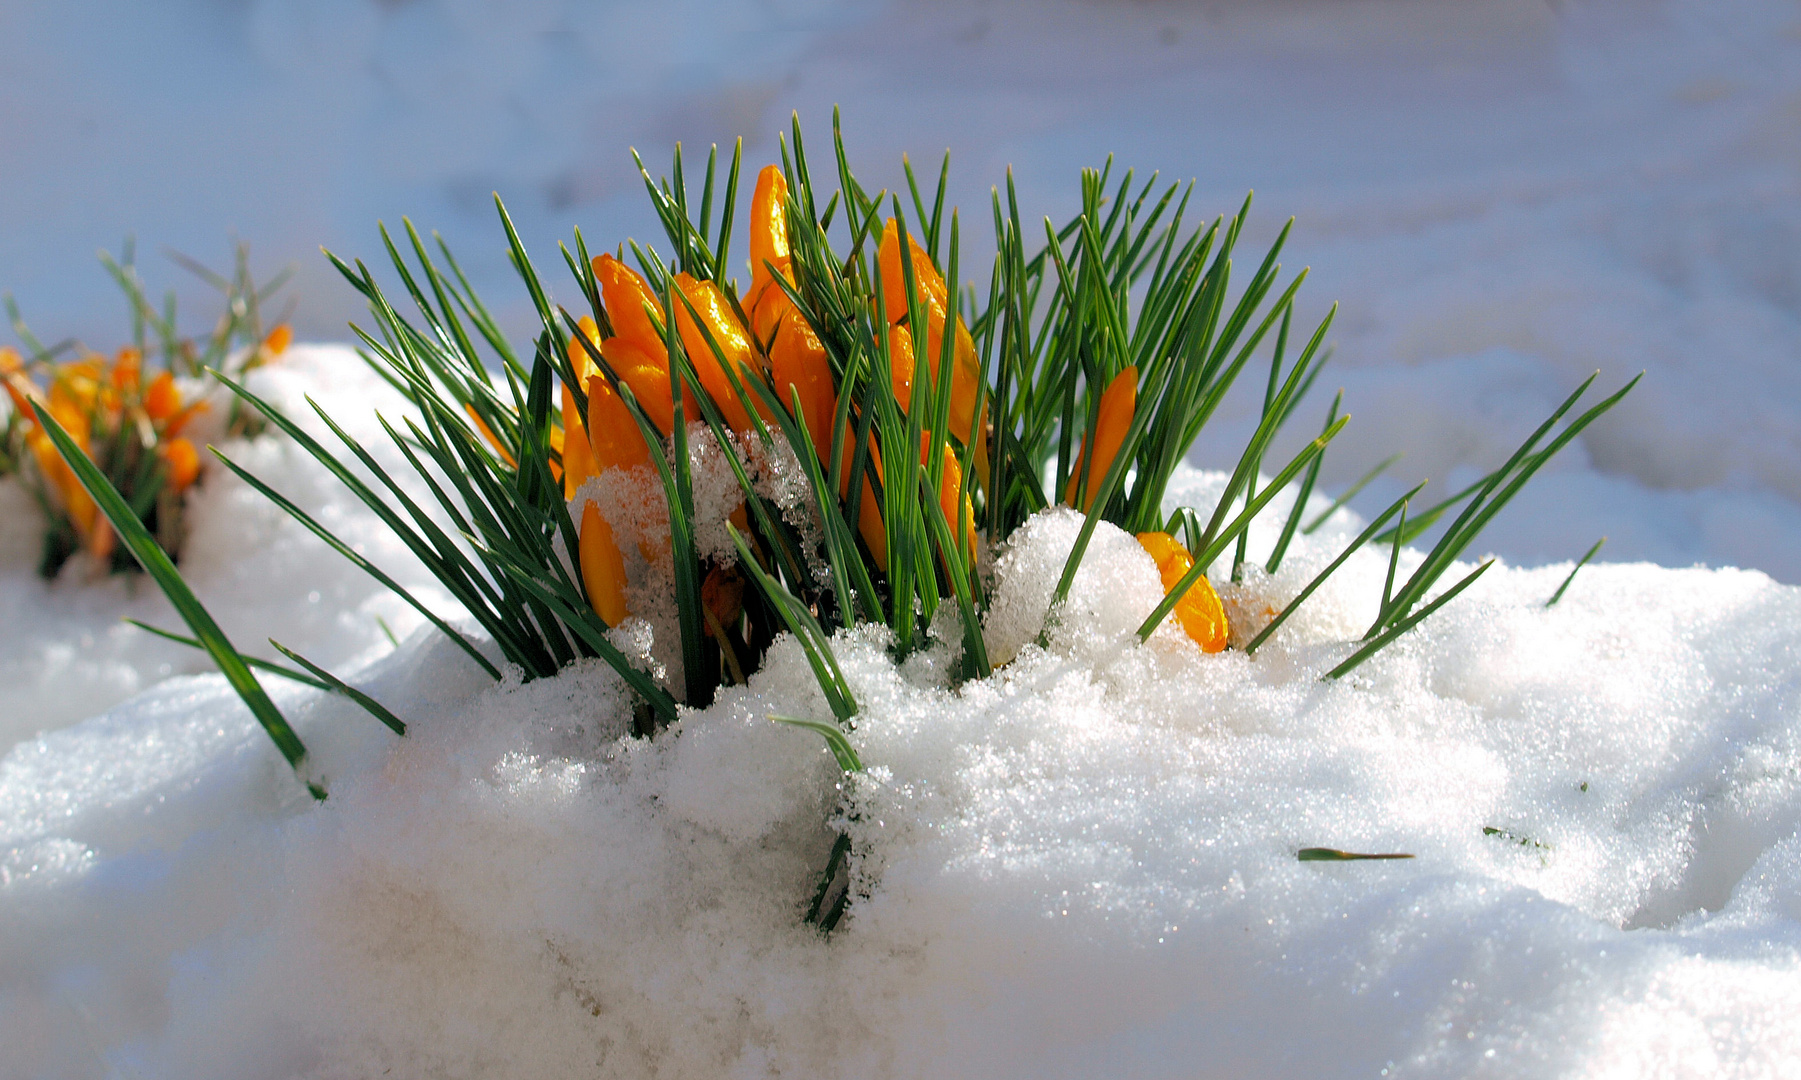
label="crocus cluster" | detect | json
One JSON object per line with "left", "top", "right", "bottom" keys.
{"left": 466, "top": 162, "right": 1226, "bottom": 658}
{"left": 1, "top": 324, "right": 290, "bottom": 573}
{"left": 560, "top": 165, "right": 983, "bottom": 630}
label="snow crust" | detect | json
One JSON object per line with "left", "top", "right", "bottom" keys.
{"left": 4, "top": 350, "right": 1800, "bottom": 1078}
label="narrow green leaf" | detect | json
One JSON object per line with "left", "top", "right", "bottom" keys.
{"left": 1266, "top": 389, "right": 1339, "bottom": 573}
{"left": 1243, "top": 481, "right": 1426, "bottom": 655}
{"left": 1326, "top": 559, "right": 1495, "bottom": 680}
{"left": 124, "top": 618, "right": 331, "bottom": 691}
{"left": 208, "top": 444, "right": 502, "bottom": 680}
{"left": 1303, "top": 452, "right": 1402, "bottom": 535}
{"left": 268, "top": 639, "right": 407, "bottom": 737}
{"left": 771, "top": 714, "right": 863, "bottom": 773}
{"left": 728, "top": 523, "right": 857, "bottom": 723}
{"left": 31, "top": 401, "right": 320, "bottom": 799}
{"left": 1546, "top": 536, "right": 1607, "bottom": 607}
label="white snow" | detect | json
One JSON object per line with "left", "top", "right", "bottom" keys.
{"left": 982, "top": 505, "right": 1176, "bottom": 668}
{"left": 4, "top": 442, "right": 1800, "bottom": 1076}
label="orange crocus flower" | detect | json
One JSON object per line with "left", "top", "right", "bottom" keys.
{"left": 6, "top": 352, "right": 114, "bottom": 562}
{"left": 567, "top": 306, "right": 658, "bottom": 629}
{"left": 561, "top": 320, "right": 601, "bottom": 500}
{"left": 0, "top": 348, "right": 32, "bottom": 418}
{"left": 144, "top": 370, "right": 181, "bottom": 423}
{"left": 745, "top": 165, "right": 794, "bottom": 346}
{"left": 1064, "top": 366, "right": 1136, "bottom": 512}
{"left": 27, "top": 411, "right": 104, "bottom": 558}
{"left": 766, "top": 303, "right": 889, "bottom": 566}
{"left": 585, "top": 375, "right": 655, "bottom": 475}
{"left": 160, "top": 437, "right": 201, "bottom": 493}
{"left": 579, "top": 502, "right": 631, "bottom": 626}
{"left": 139, "top": 370, "right": 208, "bottom": 437}
{"left": 592, "top": 254, "right": 678, "bottom": 436}
{"left": 877, "top": 222, "right": 986, "bottom": 455}
{"left": 767, "top": 307, "right": 834, "bottom": 460}
{"left": 1136, "top": 531, "right": 1229, "bottom": 653}
{"left": 49, "top": 360, "right": 103, "bottom": 425}
{"left": 260, "top": 324, "right": 292, "bottom": 360}
{"left": 925, "top": 433, "right": 977, "bottom": 564}
{"left": 670, "top": 271, "right": 760, "bottom": 433}
{"left": 110, "top": 347, "right": 141, "bottom": 396}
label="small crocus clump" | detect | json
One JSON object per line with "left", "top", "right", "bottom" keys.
{"left": 3, "top": 243, "right": 296, "bottom": 578}
{"left": 1, "top": 324, "right": 290, "bottom": 577}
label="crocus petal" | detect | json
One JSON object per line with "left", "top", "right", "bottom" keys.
{"left": 1136, "top": 531, "right": 1230, "bottom": 653}
{"left": 579, "top": 502, "right": 631, "bottom": 627}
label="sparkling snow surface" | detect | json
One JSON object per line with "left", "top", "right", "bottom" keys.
{"left": 2, "top": 348, "right": 1799, "bottom": 1078}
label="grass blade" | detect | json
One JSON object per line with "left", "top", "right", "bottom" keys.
{"left": 208, "top": 445, "right": 502, "bottom": 680}
{"left": 1326, "top": 559, "right": 1495, "bottom": 680}
{"left": 1546, "top": 537, "right": 1606, "bottom": 607}
{"left": 269, "top": 639, "right": 407, "bottom": 737}
{"left": 728, "top": 523, "right": 857, "bottom": 723}
{"left": 771, "top": 714, "right": 862, "bottom": 772}
{"left": 1303, "top": 452, "right": 1402, "bottom": 534}
{"left": 1243, "top": 481, "right": 1426, "bottom": 655}
{"left": 31, "top": 401, "right": 322, "bottom": 799}
{"left": 1266, "top": 389, "right": 1339, "bottom": 572}
{"left": 125, "top": 618, "right": 331, "bottom": 691}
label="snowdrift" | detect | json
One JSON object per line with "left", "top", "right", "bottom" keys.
{"left": 4, "top": 348, "right": 1799, "bottom": 1078}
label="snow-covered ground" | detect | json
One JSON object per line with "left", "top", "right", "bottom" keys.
{"left": 4, "top": 1, "right": 1801, "bottom": 1076}
{"left": 4, "top": 350, "right": 1800, "bottom": 1078}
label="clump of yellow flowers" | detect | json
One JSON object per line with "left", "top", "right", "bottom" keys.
{"left": 1, "top": 247, "right": 292, "bottom": 577}
{"left": 121, "top": 126, "right": 1626, "bottom": 856}
{"left": 547, "top": 165, "right": 1225, "bottom": 654}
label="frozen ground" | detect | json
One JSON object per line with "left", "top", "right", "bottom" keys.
{"left": 1, "top": 347, "right": 1798, "bottom": 1076}
{"left": 3, "top": 0, "right": 1799, "bottom": 582}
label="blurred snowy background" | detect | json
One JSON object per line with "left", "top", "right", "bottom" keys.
{"left": 4, "top": 0, "right": 1799, "bottom": 580}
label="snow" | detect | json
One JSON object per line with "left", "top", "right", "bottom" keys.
{"left": 982, "top": 505, "right": 1176, "bottom": 668}
{"left": 4, "top": 416, "right": 1800, "bottom": 1075}
{"left": 4, "top": 1, "right": 1801, "bottom": 1076}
